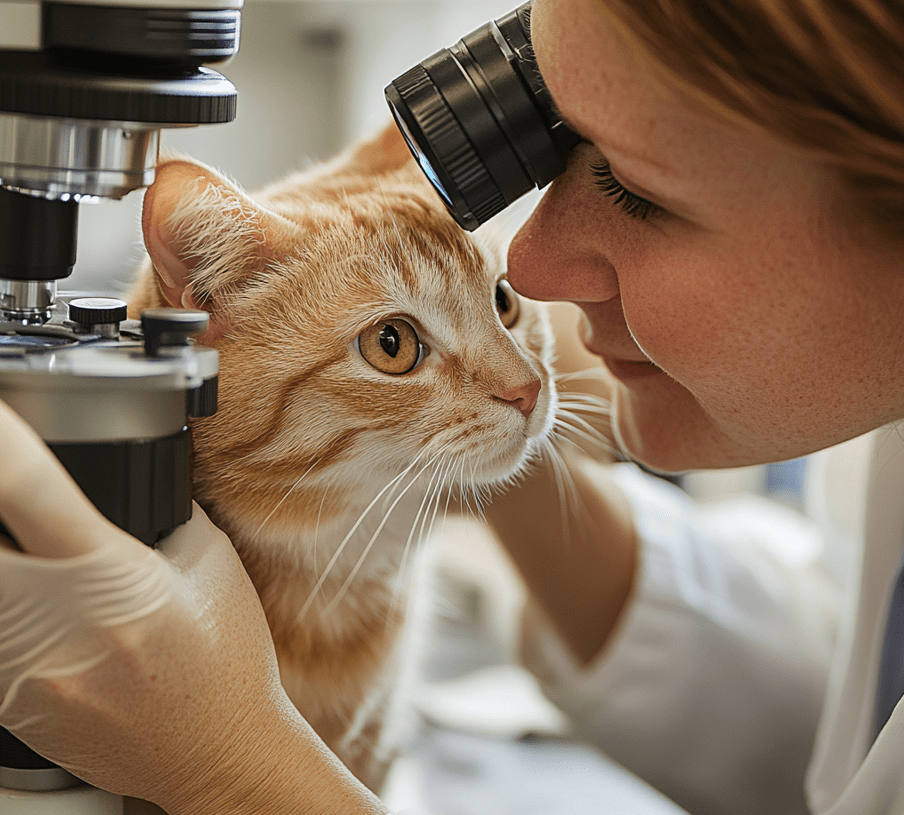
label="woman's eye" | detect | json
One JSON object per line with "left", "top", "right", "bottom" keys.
{"left": 590, "top": 160, "right": 662, "bottom": 221}
{"left": 358, "top": 318, "right": 424, "bottom": 375}
{"left": 495, "top": 279, "right": 520, "bottom": 328}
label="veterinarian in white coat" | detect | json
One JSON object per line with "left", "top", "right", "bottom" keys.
{"left": 508, "top": 427, "right": 904, "bottom": 815}
{"left": 1, "top": 0, "right": 904, "bottom": 813}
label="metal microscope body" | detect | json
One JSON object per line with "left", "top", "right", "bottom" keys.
{"left": 0, "top": 0, "right": 241, "bottom": 809}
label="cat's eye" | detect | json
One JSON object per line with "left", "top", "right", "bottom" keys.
{"left": 358, "top": 318, "right": 424, "bottom": 375}
{"left": 495, "top": 279, "right": 520, "bottom": 328}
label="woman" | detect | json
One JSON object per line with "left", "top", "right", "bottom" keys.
{"left": 481, "top": 1, "right": 904, "bottom": 812}
{"left": 1, "top": 0, "right": 902, "bottom": 812}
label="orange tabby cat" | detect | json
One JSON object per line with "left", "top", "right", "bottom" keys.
{"left": 128, "top": 123, "right": 575, "bottom": 791}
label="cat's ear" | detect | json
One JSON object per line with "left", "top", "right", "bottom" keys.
{"left": 337, "top": 120, "right": 414, "bottom": 176}
{"left": 142, "top": 158, "right": 301, "bottom": 342}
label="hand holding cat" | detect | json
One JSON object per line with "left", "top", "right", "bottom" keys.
{"left": 0, "top": 398, "right": 387, "bottom": 815}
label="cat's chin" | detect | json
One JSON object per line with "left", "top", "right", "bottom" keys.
{"left": 466, "top": 397, "right": 555, "bottom": 485}
{"left": 465, "top": 440, "right": 543, "bottom": 487}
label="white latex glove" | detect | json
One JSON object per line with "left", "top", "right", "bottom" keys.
{"left": 0, "top": 399, "right": 386, "bottom": 815}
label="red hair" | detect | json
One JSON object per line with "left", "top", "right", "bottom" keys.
{"left": 598, "top": 0, "right": 904, "bottom": 229}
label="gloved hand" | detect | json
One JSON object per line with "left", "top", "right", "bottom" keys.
{"left": 0, "top": 399, "right": 386, "bottom": 815}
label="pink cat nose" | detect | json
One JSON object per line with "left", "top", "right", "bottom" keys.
{"left": 494, "top": 379, "right": 541, "bottom": 419}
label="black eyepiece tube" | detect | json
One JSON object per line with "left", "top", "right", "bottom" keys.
{"left": 385, "top": 1, "right": 578, "bottom": 231}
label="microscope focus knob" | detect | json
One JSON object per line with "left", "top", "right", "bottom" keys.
{"left": 141, "top": 308, "right": 218, "bottom": 418}
{"left": 141, "top": 308, "right": 209, "bottom": 357}
{"left": 68, "top": 297, "right": 128, "bottom": 326}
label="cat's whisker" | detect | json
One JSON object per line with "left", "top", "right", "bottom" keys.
{"left": 405, "top": 456, "right": 446, "bottom": 556}
{"left": 252, "top": 460, "right": 321, "bottom": 540}
{"left": 537, "top": 437, "right": 582, "bottom": 550}
{"left": 541, "top": 428, "right": 619, "bottom": 554}
{"left": 451, "top": 455, "right": 466, "bottom": 505}
{"left": 296, "top": 454, "right": 429, "bottom": 622}
{"left": 553, "top": 367, "right": 611, "bottom": 385}
{"left": 379, "top": 453, "right": 428, "bottom": 516}
{"left": 426, "top": 478, "right": 453, "bottom": 563}
{"left": 411, "top": 462, "right": 439, "bottom": 537}
{"left": 553, "top": 413, "right": 621, "bottom": 459}
{"left": 320, "top": 462, "right": 440, "bottom": 620}
{"left": 553, "top": 391, "right": 611, "bottom": 412}
{"left": 554, "top": 380, "right": 611, "bottom": 394}
{"left": 440, "top": 459, "right": 457, "bottom": 535}
{"left": 421, "top": 456, "right": 452, "bottom": 545}
{"left": 473, "top": 480, "right": 494, "bottom": 517}
{"left": 556, "top": 410, "right": 614, "bottom": 434}
{"left": 468, "top": 457, "right": 482, "bottom": 511}
{"left": 386, "top": 455, "right": 455, "bottom": 639}
{"left": 464, "top": 463, "right": 491, "bottom": 519}
{"left": 310, "top": 478, "right": 335, "bottom": 599}
{"left": 554, "top": 413, "right": 610, "bottom": 444}
{"left": 386, "top": 508, "right": 421, "bottom": 631}
{"left": 556, "top": 393, "right": 613, "bottom": 413}
{"left": 439, "top": 460, "right": 465, "bottom": 521}
{"left": 387, "top": 455, "right": 453, "bottom": 627}
{"left": 552, "top": 387, "right": 623, "bottom": 459}
{"left": 319, "top": 444, "right": 456, "bottom": 618}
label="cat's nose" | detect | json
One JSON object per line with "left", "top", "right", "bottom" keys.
{"left": 494, "top": 379, "right": 541, "bottom": 419}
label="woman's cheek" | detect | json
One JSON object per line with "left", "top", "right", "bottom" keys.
{"left": 622, "top": 258, "right": 741, "bottom": 386}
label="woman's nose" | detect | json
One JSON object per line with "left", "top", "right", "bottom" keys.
{"left": 506, "top": 150, "right": 621, "bottom": 305}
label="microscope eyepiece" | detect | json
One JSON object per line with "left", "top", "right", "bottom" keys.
{"left": 385, "top": 1, "right": 578, "bottom": 231}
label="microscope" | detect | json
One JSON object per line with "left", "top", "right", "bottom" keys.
{"left": 0, "top": 0, "right": 240, "bottom": 810}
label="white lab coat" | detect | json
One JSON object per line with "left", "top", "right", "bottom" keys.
{"left": 520, "top": 424, "right": 904, "bottom": 815}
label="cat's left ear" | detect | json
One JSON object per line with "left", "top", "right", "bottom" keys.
{"left": 142, "top": 158, "right": 301, "bottom": 342}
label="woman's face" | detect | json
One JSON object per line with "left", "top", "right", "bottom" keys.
{"left": 509, "top": 0, "right": 904, "bottom": 471}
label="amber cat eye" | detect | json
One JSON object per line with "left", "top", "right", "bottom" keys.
{"left": 358, "top": 318, "right": 423, "bottom": 375}
{"left": 495, "top": 279, "right": 520, "bottom": 328}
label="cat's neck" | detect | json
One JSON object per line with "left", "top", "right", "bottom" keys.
{"left": 203, "top": 471, "right": 440, "bottom": 588}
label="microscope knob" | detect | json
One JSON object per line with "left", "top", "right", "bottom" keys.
{"left": 141, "top": 308, "right": 209, "bottom": 357}
{"left": 68, "top": 297, "right": 128, "bottom": 326}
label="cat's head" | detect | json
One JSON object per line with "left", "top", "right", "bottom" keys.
{"left": 138, "top": 123, "right": 557, "bottom": 539}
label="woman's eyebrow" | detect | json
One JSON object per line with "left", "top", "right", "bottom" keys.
{"left": 556, "top": 105, "right": 678, "bottom": 173}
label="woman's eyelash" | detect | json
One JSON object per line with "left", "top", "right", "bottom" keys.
{"left": 590, "top": 161, "right": 661, "bottom": 221}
